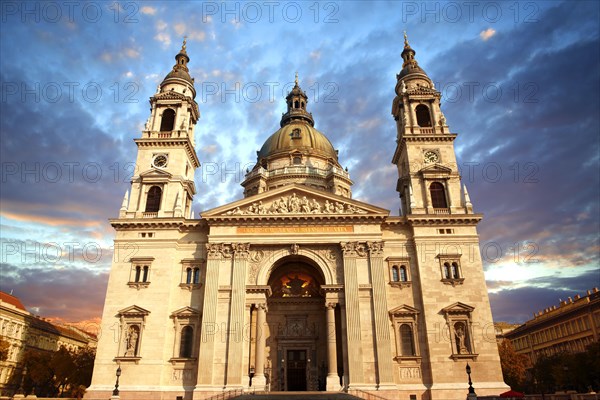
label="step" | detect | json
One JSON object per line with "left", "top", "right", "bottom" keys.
{"left": 232, "top": 391, "right": 361, "bottom": 400}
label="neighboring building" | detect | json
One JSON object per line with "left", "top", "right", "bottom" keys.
{"left": 86, "top": 36, "right": 508, "bottom": 400}
{"left": 494, "top": 322, "right": 520, "bottom": 342}
{"left": 0, "top": 291, "right": 97, "bottom": 394}
{"left": 504, "top": 288, "right": 600, "bottom": 365}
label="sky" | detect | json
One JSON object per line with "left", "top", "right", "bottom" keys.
{"left": 1, "top": 1, "right": 599, "bottom": 330}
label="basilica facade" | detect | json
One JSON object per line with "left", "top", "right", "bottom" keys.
{"left": 86, "top": 37, "right": 508, "bottom": 400}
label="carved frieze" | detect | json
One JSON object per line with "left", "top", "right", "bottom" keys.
{"left": 223, "top": 192, "right": 368, "bottom": 216}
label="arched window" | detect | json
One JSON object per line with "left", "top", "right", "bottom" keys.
{"left": 399, "top": 265, "right": 408, "bottom": 282}
{"left": 444, "top": 262, "right": 451, "bottom": 279}
{"left": 391, "top": 266, "right": 399, "bottom": 282}
{"left": 294, "top": 100, "right": 300, "bottom": 109}
{"left": 400, "top": 324, "right": 415, "bottom": 356}
{"left": 134, "top": 266, "right": 141, "bottom": 282}
{"left": 415, "top": 104, "right": 432, "bottom": 127}
{"left": 301, "top": 101, "right": 305, "bottom": 109}
{"left": 186, "top": 268, "right": 192, "bottom": 284}
{"left": 160, "top": 109, "right": 176, "bottom": 131}
{"left": 193, "top": 267, "right": 200, "bottom": 284}
{"left": 429, "top": 182, "right": 447, "bottom": 209}
{"left": 179, "top": 325, "right": 194, "bottom": 358}
{"left": 451, "top": 262, "right": 460, "bottom": 279}
{"left": 142, "top": 266, "right": 149, "bottom": 282}
{"left": 145, "top": 186, "right": 162, "bottom": 212}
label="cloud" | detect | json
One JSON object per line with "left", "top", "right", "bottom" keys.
{"left": 1, "top": 263, "right": 109, "bottom": 323}
{"left": 140, "top": 6, "right": 157, "bottom": 15}
{"left": 173, "top": 23, "right": 206, "bottom": 42}
{"left": 480, "top": 28, "right": 496, "bottom": 41}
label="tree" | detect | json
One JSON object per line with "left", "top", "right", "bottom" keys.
{"left": 498, "top": 339, "right": 529, "bottom": 390}
{"left": 0, "top": 338, "right": 9, "bottom": 361}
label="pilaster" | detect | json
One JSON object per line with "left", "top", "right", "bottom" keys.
{"left": 225, "top": 243, "right": 250, "bottom": 388}
{"left": 367, "top": 241, "right": 396, "bottom": 389}
{"left": 340, "top": 242, "right": 366, "bottom": 387}
{"left": 195, "top": 243, "right": 231, "bottom": 390}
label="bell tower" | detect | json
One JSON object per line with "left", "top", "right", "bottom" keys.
{"left": 391, "top": 33, "right": 473, "bottom": 216}
{"left": 120, "top": 39, "right": 201, "bottom": 219}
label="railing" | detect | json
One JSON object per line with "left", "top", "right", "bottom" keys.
{"left": 419, "top": 127, "right": 435, "bottom": 134}
{"left": 203, "top": 388, "right": 245, "bottom": 400}
{"left": 244, "top": 165, "right": 351, "bottom": 180}
{"left": 433, "top": 208, "right": 450, "bottom": 214}
{"left": 142, "top": 130, "right": 187, "bottom": 139}
{"left": 142, "top": 212, "right": 158, "bottom": 218}
{"left": 348, "top": 388, "right": 394, "bottom": 400}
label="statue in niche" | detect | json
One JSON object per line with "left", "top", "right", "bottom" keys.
{"left": 124, "top": 325, "right": 139, "bottom": 356}
{"left": 455, "top": 323, "right": 469, "bottom": 354}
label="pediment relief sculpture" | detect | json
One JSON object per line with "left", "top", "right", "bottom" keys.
{"left": 223, "top": 192, "right": 368, "bottom": 216}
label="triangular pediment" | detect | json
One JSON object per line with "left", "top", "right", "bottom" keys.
{"left": 139, "top": 168, "right": 172, "bottom": 178}
{"left": 389, "top": 304, "right": 420, "bottom": 316}
{"left": 419, "top": 163, "right": 452, "bottom": 175}
{"left": 117, "top": 305, "right": 150, "bottom": 316}
{"left": 170, "top": 306, "right": 200, "bottom": 318}
{"left": 201, "top": 184, "right": 389, "bottom": 219}
{"left": 441, "top": 302, "right": 474, "bottom": 314}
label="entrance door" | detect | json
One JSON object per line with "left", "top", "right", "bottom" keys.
{"left": 286, "top": 349, "right": 307, "bottom": 391}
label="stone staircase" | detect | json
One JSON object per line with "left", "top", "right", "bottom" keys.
{"left": 232, "top": 392, "right": 362, "bottom": 400}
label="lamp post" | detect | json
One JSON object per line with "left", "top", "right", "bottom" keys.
{"left": 112, "top": 364, "right": 122, "bottom": 397}
{"left": 466, "top": 363, "right": 477, "bottom": 399}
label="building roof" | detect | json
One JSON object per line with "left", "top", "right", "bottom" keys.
{"left": 0, "top": 291, "right": 27, "bottom": 311}
{"left": 505, "top": 287, "right": 600, "bottom": 338}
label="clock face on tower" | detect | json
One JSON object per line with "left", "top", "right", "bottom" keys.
{"left": 423, "top": 150, "right": 439, "bottom": 164}
{"left": 152, "top": 154, "right": 168, "bottom": 168}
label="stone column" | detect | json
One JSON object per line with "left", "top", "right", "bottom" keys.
{"left": 195, "top": 243, "right": 229, "bottom": 390}
{"left": 340, "top": 242, "right": 365, "bottom": 387}
{"left": 326, "top": 302, "right": 341, "bottom": 390}
{"left": 226, "top": 243, "right": 250, "bottom": 389}
{"left": 253, "top": 303, "right": 267, "bottom": 389}
{"left": 367, "top": 241, "right": 397, "bottom": 390}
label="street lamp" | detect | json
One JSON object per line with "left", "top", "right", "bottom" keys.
{"left": 466, "top": 363, "right": 477, "bottom": 398}
{"left": 112, "top": 364, "right": 122, "bottom": 396}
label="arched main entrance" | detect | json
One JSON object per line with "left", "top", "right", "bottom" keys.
{"left": 264, "top": 257, "right": 328, "bottom": 391}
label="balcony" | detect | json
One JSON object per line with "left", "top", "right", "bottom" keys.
{"left": 433, "top": 208, "right": 450, "bottom": 215}
{"left": 142, "top": 212, "right": 158, "bottom": 218}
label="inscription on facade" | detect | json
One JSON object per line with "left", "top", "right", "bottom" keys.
{"left": 237, "top": 226, "right": 353, "bottom": 234}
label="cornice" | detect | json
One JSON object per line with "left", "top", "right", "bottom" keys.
{"left": 203, "top": 213, "right": 388, "bottom": 226}
{"left": 407, "top": 214, "right": 483, "bottom": 225}
{"left": 109, "top": 218, "right": 206, "bottom": 231}
{"left": 134, "top": 137, "right": 200, "bottom": 168}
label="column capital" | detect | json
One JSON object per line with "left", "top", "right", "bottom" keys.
{"left": 256, "top": 303, "right": 267, "bottom": 311}
{"left": 206, "top": 243, "right": 233, "bottom": 259}
{"left": 325, "top": 302, "right": 337, "bottom": 310}
{"left": 340, "top": 241, "right": 368, "bottom": 258}
{"left": 233, "top": 243, "right": 251, "bottom": 259}
{"left": 367, "top": 241, "right": 385, "bottom": 257}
